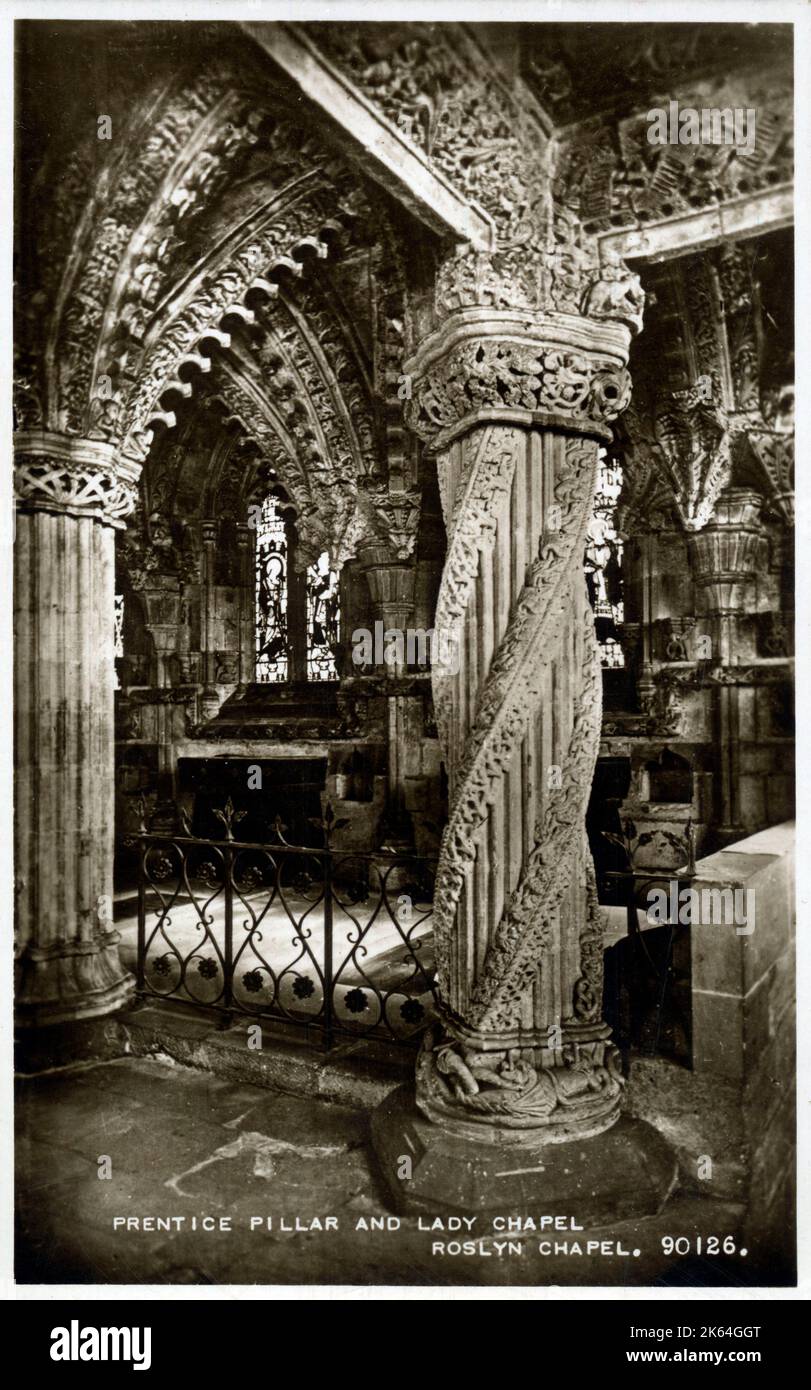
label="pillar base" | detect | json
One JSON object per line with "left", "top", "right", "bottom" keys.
{"left": 15, "top": 934, "right": 136, "bottom": 1028}
{"left": 372, "top": 1084, "right": 677, "bottom": 1223}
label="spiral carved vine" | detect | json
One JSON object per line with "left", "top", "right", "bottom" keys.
{"left": 430, "top": 431, "right": 600, "bottom": 1014}
{"left": 471, "top": 597, "right": 603, "bottom": 1030}
{"left": 415, "top": 413, "right": 624, "bottom": 1136}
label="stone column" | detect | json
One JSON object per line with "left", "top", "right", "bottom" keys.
{"left": 372, "top": 309, "right": 676, "bottom": 1216}
{"left": 14, "top": 432, "right": 140, "bottom": 1025}
{"left": 199, "top": 520, "right": 220, "bottom": 719}
{"left": 235, "top": 522, "right": 251, "bottom": 693}
{"left": 361, "top": 550, "right": 416, "bottom": 847}
{"left": 690, "top": 488, "right": 765, "bottom": 837}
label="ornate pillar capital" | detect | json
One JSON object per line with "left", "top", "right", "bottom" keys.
{"left": 689, "top": 487, "right": 765, "bottom": 617}
{"left": 356, "top": 486, "right": 422, "bottom": 562}
{"left": 14, "top": 430, "right": 140, "bottom": 528}
{"left": 403, "top": 307, "right": 636, "bottom": 451}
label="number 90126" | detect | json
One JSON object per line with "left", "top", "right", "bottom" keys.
{"left": 661, "top": 1236, "right": 745, "bottom": 1256}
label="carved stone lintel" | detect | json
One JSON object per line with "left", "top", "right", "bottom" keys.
{"left": 554, "top": 70, "right": 792, "bottom": 239}
{"left": 661, "top": 663, "right": 792, "bottom": 689}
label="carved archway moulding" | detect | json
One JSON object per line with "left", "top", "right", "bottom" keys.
{"left": 15, "top": 41, "right": 404, "bottom": 468}
{"left": 18, "top": 97, "right": 421, "bottom": 574}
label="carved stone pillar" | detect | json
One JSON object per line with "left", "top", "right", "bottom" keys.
{"left": 360, "top": 545, "right": 416, "bottom": 680}
{"left": 690, "top": 488, "right": 765, "bottom": 836}
{"left": 235, "top": 522, "right": 251, "bottom": 693}
{"left": 372, "top": 310, "right": 676, "bottom": 1215}
{"left": 359, "top": 541, "right": 418, "bottom": 848}
{"left": 14, "top": 432, "right": 139, "bottom": 1024}
{"left": 200, "top": 520, "right": 220, "bottom": 719}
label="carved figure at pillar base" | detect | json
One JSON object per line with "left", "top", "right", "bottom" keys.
{"left": 415, "top": 1022, "right": 623, "bottom": 1142}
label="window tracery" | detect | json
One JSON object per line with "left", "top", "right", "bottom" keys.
{"left": 255, "top": 493, "right": 340, "bottom": 683}
{"left": 585, "top": 447, "right": 625, "bottom": 669}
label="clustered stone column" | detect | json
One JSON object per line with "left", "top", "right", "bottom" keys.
{"left": 690, "top": 487, "right": 765, "bottom": 837}
{"left": 359, "top": 541, "right": 417, "bottom": 847}
{"left": 14, "top": 432, "right": 139, "bottom": 1025}
{"left": 373, "top": 306, "right": 677, "bottom": 1214}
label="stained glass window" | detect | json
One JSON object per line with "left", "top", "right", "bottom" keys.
{"left": 255, "top": 495, "right": 340, "bottom": 683}
{"left": 585, "top": 448, "right": 625, "bottom": 669}
{"left": 306, "top": 552, "right": 340, "bottom": 681}
{"left": 113, "top": 593, "right": 124, "bottom": 690}
{"left": 256, "top": 495, "right": 289, "bottom": 682}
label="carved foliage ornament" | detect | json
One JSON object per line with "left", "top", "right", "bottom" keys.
{"left": 119, "top": 175, "right": 361, "bottom": 462}
{"left": 21, "top": 59, "right": 264, "bottom": 435}
{"left": 431, "top": 226, "right": 645, "bottom": 331}
{"left": 554, "top": 75, "right": 792, "bottom": 238}
{"left": 360, "top": 488, "right": 422, "bottom": 559}
{"left": 302, "top": 25, "right": 647, "bottom": 335}
{"left": 405, "top": 332, "right": 632, "bottom": 448}
{"left": 202, "top": 366, "right": 370, "bottom": 575}
{"left": 305, "top": 21, "right": 547, "bottom": 247}
{"left": 653, "top": 387, "right": 731, "bottom": 532}
{"left": 19, "top": 39, "right": 380, "bottom": 481}
{"left": 429, "top": 432, "right": 603, "bottom": 1026}
{"left": 743, "top": 427, "right": 794, "bottom": 525}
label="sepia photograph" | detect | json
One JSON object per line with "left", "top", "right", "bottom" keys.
{"left": 11, "top": 3, "right": 799, "bottom": 1298}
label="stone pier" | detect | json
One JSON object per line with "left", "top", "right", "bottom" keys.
{"left": 373, "top": 306, "right": 677, "bottom": 1217}
{"left": 14, "top": 432, "right": 138, "bottom": 1025}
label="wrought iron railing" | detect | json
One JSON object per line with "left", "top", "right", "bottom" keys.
{"left": 127, "top": 794, "right": 697, "bottom": 1060}
{"left": 127, "top": 799, "right": 438, "bottom": 1048}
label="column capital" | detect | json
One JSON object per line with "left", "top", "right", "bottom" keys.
{"left": 689, "top": 487, "right": 765, "bottom": 615}
{"left": 358, "top": 487, "right": 423, "bottom": 561}
{"left": 14, "top": 430, "right": 140, "bottom": 528}
{"left": 403, "top": 308, "right": 635, "bottom": 450}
